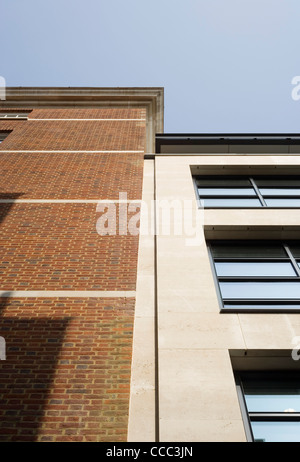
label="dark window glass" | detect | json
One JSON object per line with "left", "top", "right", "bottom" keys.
{"left": 288, "top": 245, "right": 300, "bottom": 258}
{"left": 209, "top": 241, "right": 300, "bottom": 312}
{"left": 255, "top": 178, "right": 300, "bottom": 187}
{"left": 236, "top": 373, "right": 300, "bottom": 442}
{"left": 195, "top": 176, "right": 300, "bottom": 208}
{"left": 196, "top": 178, "right": 251, "bottom": 187}
{"left": 224, "top": 302, "right": 300, "bottom": 309}
{"left": 243, "top": 377, "right": 300, "bottom": 412}
{"left": 210, "top": 243, "right": 286, "bottom": 258}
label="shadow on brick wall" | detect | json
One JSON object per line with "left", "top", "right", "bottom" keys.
{"left": 0, "top": 193, "right": 72, "bottom": 441}
{"left": 0, "top": 193, "right": 23, "bottom": 225}
{"left": 0, "top": 305, "right": 70, "bottom": 442}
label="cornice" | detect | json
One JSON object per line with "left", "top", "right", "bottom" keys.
{"left": 2, "top": 86, "right": 162, "bottom": 102}
{"left": 0, "top": 87, "right": 164, "bottom": 152}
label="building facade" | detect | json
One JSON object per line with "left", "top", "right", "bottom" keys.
{"left": 150, "top": 134, "right": 300, "bottom": 442}
{"left": 0, "top": 87, "right": 163, "bottom": 442}
{"left": 1, "top": 88, "right": 300, "bottom": 442}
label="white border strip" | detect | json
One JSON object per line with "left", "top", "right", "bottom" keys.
{"left": 127, "top": 159, "right": 156, "bottom": 442}
{"left": 28, "top": 118, "right": 146, "bottom": 121}
{"left": 0, "top": 150, "right": 144, "bottom": 153}
{"left": 0, "top": 199, "right": 141, "bottom": 203}
{"left": 0, "top": 290, "right": 136, "bottom": 298}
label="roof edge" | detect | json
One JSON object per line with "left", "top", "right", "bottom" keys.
{"left": 0, "top": 87, "right": 164, "bottom": 153}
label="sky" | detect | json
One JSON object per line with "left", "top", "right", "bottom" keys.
{"left": 1, "top": 0, "right": 300, "bottom": 133}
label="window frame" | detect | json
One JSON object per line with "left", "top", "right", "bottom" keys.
{"left": 208, "top": 240, "right": 300, "bottom": 313}
{"left": 194, "top": 175, "right": 300, "bottom": 209}
{"left": 235, "top": 371, "right": 300, "bottom": 442}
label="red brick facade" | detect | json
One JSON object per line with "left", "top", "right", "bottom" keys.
{"left": 0, "top": 152, "right": 143, "bottom": 199}
{"left": 0, "top": 120, "right": 145, "bottom": 152}
{"left": 0, "top": 90, "right": 157, "bottom": 442}
{"left": 0, "top": 297, "right": 135, "bottom": 442}
{"left": 0, "top": 203, "right": 139, "bottom": 291}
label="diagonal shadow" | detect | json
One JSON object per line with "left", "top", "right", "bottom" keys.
{"left": 0, "top": 192, "right": 72, "bottom": 441}
{"left": 0, "top": 302, "right": 71, "bottom": 442}
{"left": 0, "top": 193, "right": 24, "bottom": 225}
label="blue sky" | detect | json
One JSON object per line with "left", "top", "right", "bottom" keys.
{"left": 1, "top": 0, "right": 300, "bottom": 133}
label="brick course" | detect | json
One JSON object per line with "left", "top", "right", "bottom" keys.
{"left": 0, "top": 203, "right": 140, "bottom": 291}
{"left": 0, "top": 120, "right": 146, "bottom": 151}
{"left": 30, "top": 108, "right": 146, "bottom": 120}
{"left": 0, "top": 152, "right": 143, "bottom": 200}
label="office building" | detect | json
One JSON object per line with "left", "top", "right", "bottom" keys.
{"left": 1, "top": 88, "right": 300, "bottom": 442}
{"left": 0, "top": 87, "right": 163, "bottom": 442}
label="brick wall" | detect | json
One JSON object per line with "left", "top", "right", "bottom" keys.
{"left": 0, "top": 203, "right": 139, "bottom": 291}
{"left": 0, "top": 106, "right": 146, "bottom": 441}
{"left": 0, "top": 120, "right": 146, "bottom": 151}
{"left": 0, "top": 152, "right": 143, "bottom": 199}
{"left": 0, "top": 297, "right": 134, "bottom": 442}
{"left": 29, "top": 108, "right": 146, "bottom": 119}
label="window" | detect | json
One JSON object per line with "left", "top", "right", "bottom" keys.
{"left": 195, "top": 176, "right": 300, "bottom": 208}
{"left": 235, "top": 372, "right": 300, "bottom": 442}
{"left": 0, "top": 113, "right": 29, "bottom": 120}
{"left": 208, "top": 241, "right": 300, "bottom": 312}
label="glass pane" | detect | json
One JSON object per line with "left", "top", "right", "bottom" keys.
{"left": 223, "top": 302, "right": 300, "bottom": 309}
{"left": 255, "top": 178, "right": 300, "bottom": 187}
{"left": 201, "top": 198, "right": 261, "bottom": 207}
{"left": 198, "top": 188, "right": 256, "bottom": 196}
{"left": 215, "top": 262, "right": 296, "bottom": 277}
{"left": 260, "top": 188, "right": 300, "bottom": 196}
{"left": 211, "top": 243, "right": 286, "bottom": 258}
{"left": 196, "top": 178, "right": 251, "bottom": 187}
{"left": 265, "top": 198, "right": 300, "bottom": 207}
{"left": 243, "top": 377, "right": 300, "bottom": 412}
{"left": 289, "top": 245, "right": 300, "bottom": 258}
{"left": 251, "top": 421, "right": 300, "bottom": 442}
{"left": 219, "top": 281, "right": 300, "bottom": 299}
